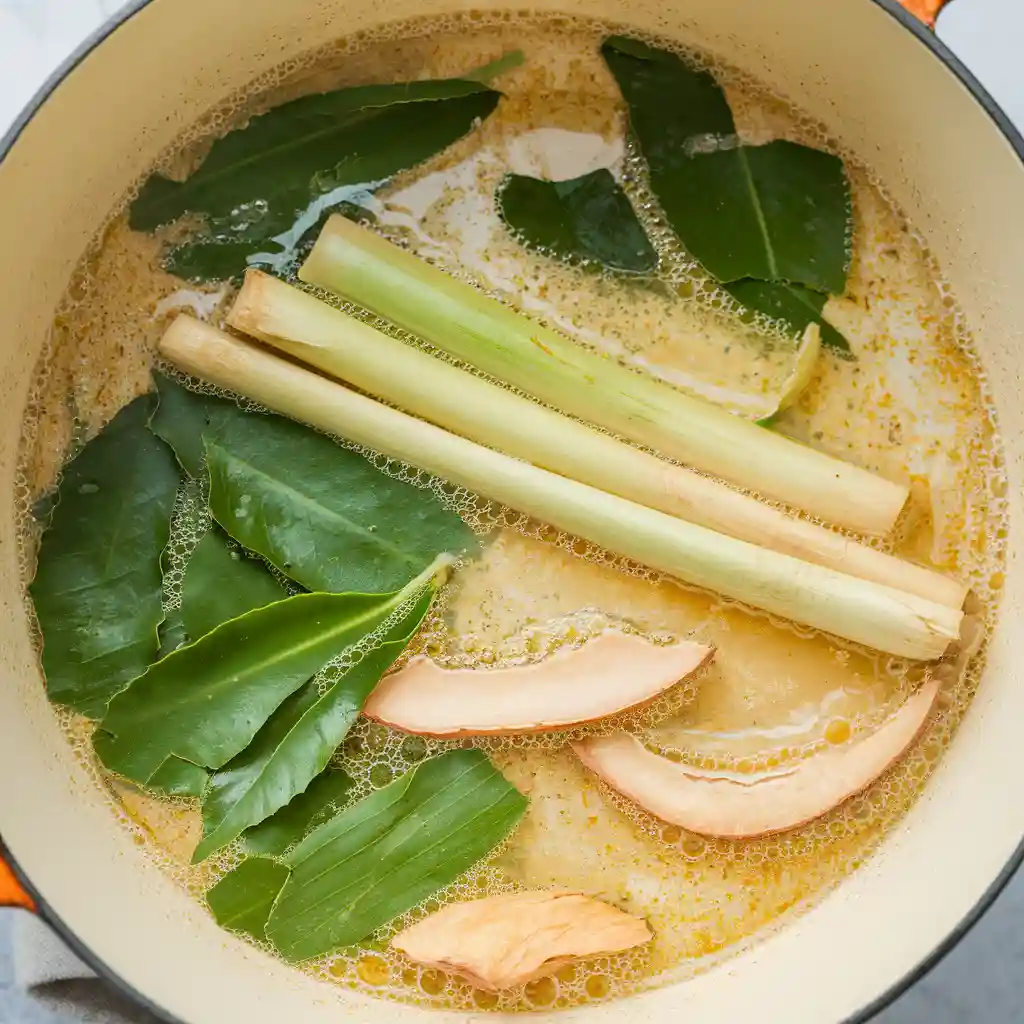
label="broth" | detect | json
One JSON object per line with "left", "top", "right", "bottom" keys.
{"left": 19, "top": 11, "right": 1006, "bottom": 1013}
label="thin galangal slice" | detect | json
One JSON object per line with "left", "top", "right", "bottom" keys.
{"left": 363, "top": 631, "right": 714, "bottom": 738}
{"left": 392, "top": 890, "right": 652, "bottom": 991}
{"left": 573, "top": 676, "right": 940, "bottom": 839}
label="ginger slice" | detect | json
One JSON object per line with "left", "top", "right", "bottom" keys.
{"left": 363, "top": 631, "right": 714, "bottom": 738}
{"left": 392, "top": 890, "right": 652, "bottom": 991}
{"left": 573, "top": 676, "right": 940, "bottom": 839}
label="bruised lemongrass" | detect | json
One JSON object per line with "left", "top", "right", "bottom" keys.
{"left": 226, "top": 270, "right": 966, "bottom": 608}
{"left": 159, "top": 316, "right": 962, "bottom": 660}
{"left": 298, "top": 214, "right": 908, "bottom": 536}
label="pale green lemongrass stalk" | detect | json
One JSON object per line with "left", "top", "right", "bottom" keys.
{"left": 226, "top": 270, "right": 966, "bottom": 608}
{"left": 299, "top": 214, "right": 908, "bottom": 536}
{"left": 160, "top": 315, "right": 961, "bottom": 660}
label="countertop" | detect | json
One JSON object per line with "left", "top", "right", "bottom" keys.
{"left": 1, "top": 1, "right": 1022, "bottom": 1021}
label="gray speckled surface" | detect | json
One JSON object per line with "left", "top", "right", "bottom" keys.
{"left": 1, "top": 1, "right": 1022, "bottom": 1021}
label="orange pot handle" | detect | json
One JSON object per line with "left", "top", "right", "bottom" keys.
{"left": 896, "top": 0, "right": 951, "bottom": 28}
{"left": 0, "top": 847, "right": 36, "bottom": 912}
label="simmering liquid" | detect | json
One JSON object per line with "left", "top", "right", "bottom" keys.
{"left": 19, "top": 12, "right": 1006, "bottom": 1013}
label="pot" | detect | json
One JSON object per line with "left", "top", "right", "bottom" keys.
{"left": 1, "top": 1, "right": 1022, "bottom": 1021}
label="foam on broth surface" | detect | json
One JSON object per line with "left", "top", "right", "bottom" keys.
{"left": 18, "top": 12, "right": 1007, "bottom": 1013}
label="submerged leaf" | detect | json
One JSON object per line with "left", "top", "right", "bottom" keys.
{"left": 151, "top": 374, "right": 476, "bottom": 595}
{"left": 163, "top": 239, "right": 279, "bottom": 284}
{"left": 95, "top": 731, "right": 209, "bottom": 798}
{"left": 242, "top": 769, "right": 354, "bottom": 858}
{"left": 602, "top": 36, "right": 734, "bottom": 150}
{"left": 30, "top": 395, "right": 181, "bottom": 718}
{"left": 149, "top": 373, "right": 248, "bottom": 480}
{"left": 145, "top": 756, "right": 209, "bottom": 798}
{"left": 602, "top": 37, "right": 850, "bottom": 293}
{"left": 94, "top": 570, "right": 437, "bottom": 785}
{"left": 498, "top": 169, "right": 657, "bottom": 273}
{"left": 193, "top": 584, "right": 438, "bottom": 862}
{"left": 131, "top": 81, "right": 499, "bottom": 231}
{"left": 206, "top": 857, "right": 290, "bottom": 943}
{"left": 462, "top": 50, "right": 525, "bottom": 85}
{"left": 164, "top": 529, "right": 286, "bottom": 650}
{"left": 162, "top": 203, "right": 375, "bottom": 284}
{"left": 266, "top": 749, "right": 527, "bottom": 960}
{"left": 723, "top": 279, "right": 852, "bottom": 356}
{"left": 130, "top": 78, "right": 501, "bottom": 282}
{"left": 205, "top": 425, "right": 477, "bottom": 595}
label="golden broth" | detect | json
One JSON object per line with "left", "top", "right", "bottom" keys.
{"left": 19, "top": 11, "right": 1006, "bottom": 1014}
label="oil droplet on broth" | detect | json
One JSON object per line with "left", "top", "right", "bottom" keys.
{"left": 16, "top": 10, "right": 1007, "bottom": 1017}
{"left": 357, "top": 955, "right": 391, "bottom": 987}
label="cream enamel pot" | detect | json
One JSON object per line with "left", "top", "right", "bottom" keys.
{"left": 1, "top": 1, "right": 1022, "bottom": 1021}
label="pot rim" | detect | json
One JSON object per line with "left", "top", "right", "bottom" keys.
{"left": 1, "top": 2, "right": 1022, "bottom": 1022}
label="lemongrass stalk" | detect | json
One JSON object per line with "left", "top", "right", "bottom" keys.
{"left": 160, "top": 315, "right": 961, "bottom": 661}
{"left": 227, "top": 271, "right": 965, "bottom": 608}
{"left": 299, "top": 214, "right": 908, "bottom": 536}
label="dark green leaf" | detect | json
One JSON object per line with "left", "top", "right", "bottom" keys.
{"left": 658, "top": 141, "right": 849, "bottom": 292}
{"left": 94, "top": 573, "right": 432, "bottom": 784}
{"left": 193, "top": 584, "right": 437, "bottom": 862}
{"left": 172, "top": 529, "right": 286, "bottom": 647}
{"left": 160, "top": 201, "right": 376, "bottom": 284}
{"left": 94, "top": 732, "right": 209, "bottom": 797}
{"left": 723, "top": 279, "right": 852, "bottom": 356}
{"left": 242, "top": 769, "right": 354, "bottom": 858}
{"left": 162, "top": 239, "right": 280, "bottom": 284}
{"left": 30, "top": 395, "right": 181, "bottom": 718}
{"left": 129, "top": 78, "right": 500, "bottom": 283}
{"left": 603, "top": 37, "right": 850, "bottom": 293}
{"left": 498, "top": 169, "right": 657, "bottom": 274}
{"left": 150, "top": 373, "right": 251, "bottom": 480}
{"left": 150, "top": 374, "right": 476, "bottom": 595}
{"left": 602, "top": 36, "right": 735, "bottom": 156}
{"left": 157, "top": 617, "right": 189, "bottom": 659}
{"left": 206, "top": 857, "right": 290, "bottom": 942}
{"left": 266, "top": 749, "right": 527, "bottom": 960}
{"left": 205, "top": 426, "right": 477, "bottom": 595}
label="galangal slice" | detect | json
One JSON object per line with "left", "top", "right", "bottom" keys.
{"left": 392, "top": 890, "right": 652, "bottom": 991}
{"left": 364, "top": 630, "right": 714, "bottom": 738}
{"left": 573, "top": 676, "right": 940, "bottom": 839}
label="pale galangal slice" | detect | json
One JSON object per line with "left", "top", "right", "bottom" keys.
{"left": 573, "top": 676, "right": 940, "bottom": 839}
{"left": 392, "top": 890, "right": 652, "bottom": 991}
{"left": 363, "top": 631, "right": 714, "bottom": 738}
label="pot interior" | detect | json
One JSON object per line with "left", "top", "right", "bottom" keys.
{"left": 1, "top": 1, "right": 1023, "bottom": 1022}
